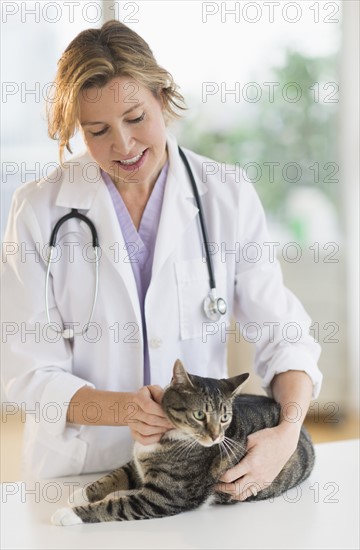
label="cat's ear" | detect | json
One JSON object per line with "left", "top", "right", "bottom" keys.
{"left": 171, "top": 359, "right": 194, "bottom": 387}
{"left": 225, "top": 373, "right": 249, "bottom": 397}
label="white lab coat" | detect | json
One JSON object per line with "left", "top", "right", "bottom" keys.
{"left": 1, "top": 132, "right": 322, "bottom": 479}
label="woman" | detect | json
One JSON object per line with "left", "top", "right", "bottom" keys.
{"left": 2, "top": 20, "right": 322, "bottom": 501}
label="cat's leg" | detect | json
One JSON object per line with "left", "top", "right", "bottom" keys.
{"left": 213, "top": 490, "right": 238, "bottom": 505}
{"left": 54, "top": 484, "right": 183, "bottom": 525}
{"left": 68, "top": 460, "right": 141, "bottom": 506}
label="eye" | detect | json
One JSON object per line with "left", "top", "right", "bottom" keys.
{"left": 90, "top": 127, "right": 108, "bottom": 137}
{"left": 220, "top": 413, "right": 231, "bottom": 423}
{"left": 127, "top": 112, "right": 145, "bottom": 124}
{"left": 193, "top": 410, "right": 205, "bottom": 421}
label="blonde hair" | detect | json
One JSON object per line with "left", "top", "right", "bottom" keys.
{"left": 47, "top": 20, "right": 186, "bottom": 165}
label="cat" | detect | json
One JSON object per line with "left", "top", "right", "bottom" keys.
{"left": 52, "top": 359, "right": 315, "bottom": 525}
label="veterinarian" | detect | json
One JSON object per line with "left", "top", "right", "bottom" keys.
{"left": 1, "top": 20, "right": 322, "bottom": 501}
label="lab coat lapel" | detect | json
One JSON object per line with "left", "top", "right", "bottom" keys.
{"left": 86, "top": 186, "right": 142, "bottom": 324}
{"left": 54, "top": 152, "right": 142, "bottom": 325}
{"left": 151, "top": 134, "right": 206, "bottom": 280}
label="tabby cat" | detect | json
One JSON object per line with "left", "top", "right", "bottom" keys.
{"left": 52, "top": 359, "right": 315, "bottom": 525}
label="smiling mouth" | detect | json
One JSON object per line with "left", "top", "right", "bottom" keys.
{"left": 117, "top": 150, "right": 146, "bottom": 165}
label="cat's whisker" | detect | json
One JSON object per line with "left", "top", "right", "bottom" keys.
{"left": 177, "top": 440, "right": 200, "bottom": 463}
{"left": 222, "top": 442, "right": 245, "bottom": 457}
{"left": 169, "top": 442, "right": 191, "bottom": 462}
{"left": 221, "top": 438, "right": 239, "bottom": 463}
{"left": 222, "top": 441, "right": 246, "bottom": 463}
{"left": 221, "top": 437, "right": 235, "bottom": 455}
{"left": 223, "top": 436, "right": 247, "bottom": 456}
{"left": 167, "top": 439, "right": 190, "bottom": 460}
{"left": 180, "top": 439, "right": 198, "bottom": 460}
{"left": 170, "top": 438, "right": 198, "bottom": 462}
{"left": 223, "top": 434, "right": 245, "bottom": 448}
{"left": 218, "top": 440, "right": 225, "bottom": 461}
{"left": 219, "top": 441, "right": 231, "bottom": 463}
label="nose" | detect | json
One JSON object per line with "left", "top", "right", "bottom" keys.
{"left": 112, "top": 124, "right": 135, "bottom": 155}
{"left": 209, "top": 428, "right": 221, "bottom": 442}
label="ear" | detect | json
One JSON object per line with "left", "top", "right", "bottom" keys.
{"left": 171, "top": 359, "right": 194, "bottom": 387}
{"left": 224, "top": 373, "right": 250, "bottom": 397}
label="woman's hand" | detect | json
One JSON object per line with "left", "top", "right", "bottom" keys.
{"left": 216, "top": 423, "right": 300, "bottom": 501}
{"left": 126, "top": 385, "right": 173, "bottom": 445}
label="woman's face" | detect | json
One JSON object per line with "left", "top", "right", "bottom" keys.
{"left": 78, "top": 76, "right": 167, "bottom": 190}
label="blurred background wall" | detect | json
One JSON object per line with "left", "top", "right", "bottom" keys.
{"left": 1, "top": 0, "right": 359, "bottom": 481}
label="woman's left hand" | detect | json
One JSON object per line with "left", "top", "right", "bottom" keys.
{"left": 215, "top": 423, "right": 300, "bottom": 501}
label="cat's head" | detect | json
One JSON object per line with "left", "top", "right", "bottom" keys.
{"left": 162, "top": 359, "right": 249, "bottom": 447}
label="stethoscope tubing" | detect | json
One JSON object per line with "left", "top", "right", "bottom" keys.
{"left": 177, "top": 147, "right": 216, "bottom": 291}
{"left": 49, "top": 208, "right": 99, "bottom": 248}
{"left": 45, "top": 211, "right": 100, "bottom": 337}
{"left": 45, "top": 147, "right": 226, "bottom": 337}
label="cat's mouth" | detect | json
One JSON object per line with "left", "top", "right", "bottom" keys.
{"left": 198, "top": 435, "right": 224, "bottom": 447}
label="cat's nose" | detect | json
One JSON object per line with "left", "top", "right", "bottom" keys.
{"left": 209, "top": 430, "right": 221, "bottom": 441}
{"left": 208, "top": 435, "right": 222, "bottom": 446}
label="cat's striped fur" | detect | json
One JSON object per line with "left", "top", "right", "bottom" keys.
{"left": 52, "top": 360, "right": 315, "bottom": 525}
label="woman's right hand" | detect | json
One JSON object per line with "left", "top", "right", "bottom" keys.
{"left": 126, "top": 385, "right": 174, "bottom": 445}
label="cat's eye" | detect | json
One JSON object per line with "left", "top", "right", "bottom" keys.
{"left": 193, "top": 410, "right": 206, "bottom": 421}
{"left": 221, "top": 413, "right": 231, "bottom": 423}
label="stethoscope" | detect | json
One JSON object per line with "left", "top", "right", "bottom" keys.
{"left": 45, "top": 146, "right": 227, "bottom": 339}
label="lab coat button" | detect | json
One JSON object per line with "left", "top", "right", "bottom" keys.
{"left": 149, "top": 338, "right": 162, "bottom": 349}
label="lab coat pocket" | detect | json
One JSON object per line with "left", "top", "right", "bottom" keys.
{"left": 39, "top": 436, "right": 87, "bottom": 479}
{"left": 25, "top": 420, "right": 88, "bottom": 479}
{"left": 175, "top": 258, "right": 227, "bottom": 340}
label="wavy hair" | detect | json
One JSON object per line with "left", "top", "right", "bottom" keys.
{"left": 47, "top": 20, "right": 186, "bottom": 164}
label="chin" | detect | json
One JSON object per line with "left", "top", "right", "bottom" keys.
{"left": 198, "top": 439, "right": 220, "bottom": 448}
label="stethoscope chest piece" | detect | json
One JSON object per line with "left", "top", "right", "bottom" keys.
{"left": 203, "top": 290, "right": 227, "bottom": 322}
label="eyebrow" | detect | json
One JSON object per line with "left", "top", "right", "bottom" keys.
{"left": 80, "top": 102, "right": 145, "bottom": 126}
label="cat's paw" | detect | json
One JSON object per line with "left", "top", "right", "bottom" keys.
{"left": 67, "top": 487, "right": 89, "bottom": 506}
{"left": 51, "top": 507, "right": 83, "bottom": 526}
